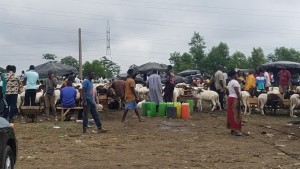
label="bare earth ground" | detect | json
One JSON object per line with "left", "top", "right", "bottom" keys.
{"left": 14, "top": 108, "right": 300, "bottom": 169}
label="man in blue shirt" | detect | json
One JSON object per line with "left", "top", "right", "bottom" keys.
{"left": 24, "top": 65, "right": 39, "bottom": 106}
{"left": 60, "top": 81, "right": 77, "bottom": 121}
{"left": 82, "top": 72, "right": 106, "bottom": 134}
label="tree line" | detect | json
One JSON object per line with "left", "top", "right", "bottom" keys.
{"left": 169, "top": 32, "right": 300, "bottom": 76}
{"left": 42, "top": 54, "right": 120, "bottom": 79}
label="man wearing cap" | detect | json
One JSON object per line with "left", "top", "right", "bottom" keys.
{"left": 24, "top": 65, "right": 39, "bottom": 106}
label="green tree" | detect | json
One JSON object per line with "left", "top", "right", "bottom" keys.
{"left": 189, "top": 32, "right": 206, "bottom": 70}
{"left": 169, "top": 52, "right": 193, "bottom": 73}
{"left": 42, "top": 53, "right": 57, "bottom": 60}
{"left": 60, "top": 56, "right": 79, "bottom": 70}
{"left": 227, "top": 51, "right": 249, "bottom": 69}
{"left": 204, "top": 42, "right": 230, "bottom": 74}
{"left": 83, "top": 60, "right": 105, "bottom": 78}
{"left": 100, "top": 56, "right": 121, "bottom": 78}
{"left": 249, "top": 47, "right": 266, "bottom": 69}
{"left": 266, "top": 53, "right": 276, "bottom": 63}
{"left": 273, "top": 47, "right": 300, "bottom": 62}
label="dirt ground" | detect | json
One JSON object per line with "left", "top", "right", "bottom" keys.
{"left": 14, "top": 108, "right": 300, "bottom": 169}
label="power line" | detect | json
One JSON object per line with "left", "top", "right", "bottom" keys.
{"left": 2, "top": 4, "right": 300, "bottom": 33}
{"left": 118, "top": 0, "right": 300, "bottom": 14}
{"left": 67, "top": 0, "right": 300, "bottom": 19}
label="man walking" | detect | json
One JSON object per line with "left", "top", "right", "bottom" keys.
{"left": 82, "top": 72, "right": 106, "bottom": 133}
{"left": 24, "top": 65, "right": 39, "bottom": 106}
{"left": 214, "top": 65, "right": 225, "bottom": 109}
{"left": 121, "top": 69, "right": 144, "bottom": 122}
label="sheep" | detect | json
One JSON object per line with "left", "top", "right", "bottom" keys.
{"left": 257, "top": 93, "right": 282, "bottom": 115}
{"left": 240, "top": 91, "right": 251, "bottom": 115}
{"left": 137, "top": 87, "right": 149, "bottom": 101}
{"left": 96, "top": 103, "right": 104, "bottom": 112}
{"left": 192, "top": 88, "right": 221, "bottom": 111}
{"left": 289, "top": 94, "right": 300, "bottom": 117}
{"left": 135, "top": 84, "right": 144, "bottom": 93}
{"left": 137, "top": 100, "right": 146, "bottom": 109}
{"left": 173, "top": 87, "right": 184, "bottom": 102}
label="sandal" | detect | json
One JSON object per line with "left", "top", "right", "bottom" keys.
{"left": 98, "top": 128, "right": 108, "bottom": 133}
{"left": 232, "top": 131, "right": 242, "bottom": 136}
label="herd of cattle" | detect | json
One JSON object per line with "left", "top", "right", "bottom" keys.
{"left": 16, "top": 82, "right": 300, "bottom": 118}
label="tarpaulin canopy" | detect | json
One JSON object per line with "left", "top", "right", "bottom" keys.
{"left": 136, "top": 62, "right": 167, "bottom": 74}
{"left": 116, "top": 73, "right": 143, "bottom": 82}
{"left": 177, "top": 69, "right": 201, "bottom": 77}
{"left": 161, "top": 76, "right": 188, "bottom": 84}
{"left": 260, "top": 61, "right": 300, "bottom": 69}
{"left": 35, "top": 61, "right": 78, "bottom": 78}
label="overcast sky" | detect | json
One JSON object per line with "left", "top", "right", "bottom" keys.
{"left": 1, "top": 0, "right": 300, "bottom": 74}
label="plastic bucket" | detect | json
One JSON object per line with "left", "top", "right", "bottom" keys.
{"left": 186, "top": 100, "right": 194, "bottom": 113}
{"left": 166, "top": 107, "right": 177, "bottom": 119}
{"left": 158, "top": 102, "right": 167, "bottom": 117}
{"left": 174, "top": 102, "right": 182, "bottom": 118}
{"left": 181, "top": 103, "right": 190, "bottom": 119}
{"left": 141, "top": 102, "right": 149, "bottom": 116}
{"left": 147, "top": 102, "right": 156, "bottom": 117}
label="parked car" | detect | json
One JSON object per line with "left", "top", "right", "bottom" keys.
{"left": 0, "top": 117, "right": 17, "bottom": 169}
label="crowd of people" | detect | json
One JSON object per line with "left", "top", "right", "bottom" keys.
{"left": 0, "top": 63, "right": 298, "bottom": 136}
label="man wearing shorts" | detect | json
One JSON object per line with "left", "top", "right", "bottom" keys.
{"left": 121, "top": 69, "right": 144, "bottom": 122}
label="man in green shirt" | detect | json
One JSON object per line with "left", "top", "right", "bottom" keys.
{"left": 1, "top": 65, "right": 11, "bottom": 99}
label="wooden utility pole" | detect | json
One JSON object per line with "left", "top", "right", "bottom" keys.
{"left": 79, "top": 28, "right": 82, "bottom": 79}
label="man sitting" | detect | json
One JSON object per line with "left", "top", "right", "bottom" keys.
{"left": 60, "top": 81, "right": 77, "bottom": 121}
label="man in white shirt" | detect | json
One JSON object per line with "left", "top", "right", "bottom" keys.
{"left": 75, "top": 75, "right": 80, "bottom": 84}
{"left": 214, "top": 65, "right": 226, "bottom": 109}
{"left": 263, "top": 68, "right": 271, "bottom": 91}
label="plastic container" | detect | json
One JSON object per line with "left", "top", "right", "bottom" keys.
{"left": 174, "top": 102, "right": 182, "bottom": 118}
{"left": 147, "top": 102, "right": 156, "bottom": 117}
{"left": 147, "top": 110, "right": 152, "bottom": 117}
{"left": 141, "top": 102, "right": 149, "bottom": 116}
{"left": 186, "top": 100, "right": 194, "bottom": 113}
{"left": 181, "top": 103, "right": 190, "bottom": 119}
{"left": 166, "top": 102, "right": 174, "bottom": 108}
{"left": 158, "top": 103, "right": 167, "bottom": 117}
{"left": 166, "top": 107, "right": 177, "bottom": 119}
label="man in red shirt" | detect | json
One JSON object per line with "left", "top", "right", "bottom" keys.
{"left": 277, "top": 66, "right": 291, "bottom": 94}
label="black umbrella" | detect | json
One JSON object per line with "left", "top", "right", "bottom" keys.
{"left": 177, "top": 69, "right": 201, "bottom": 77}
{"left": 161, "top": 76, "right": 188, "bottom": 84}
{"left": 117, "top": 73, "right": 144, "bottom": 82}
{"left": 136, "top": 62, "right": 167, "bottom": 74}
{"left": 35, "top": 61, "right": 78, "bottom": 78}
{"left": 260, "top": 61, "right": 300, "bottom": 69}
